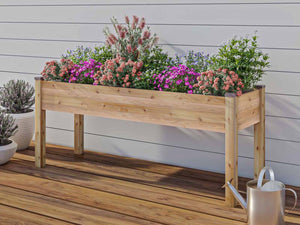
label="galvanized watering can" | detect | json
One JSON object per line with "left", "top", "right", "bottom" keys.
{"left": 227, "top": 167, "right": 297, "bottom": 225}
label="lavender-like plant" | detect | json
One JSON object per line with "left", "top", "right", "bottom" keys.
{"left": 0, "top": 112, "right": 18, "bottom": 145}
{"left": 0, "top": 80, "right": 35, "bottom": 114}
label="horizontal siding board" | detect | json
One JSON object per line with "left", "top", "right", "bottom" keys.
{"left": 0, "top": 41, "right": 300, "bottom": 73}
{"left": 1, "top": 0, "right": 298, "bottom": 4}
{"left": 1, "top": 0, "right": 297, "bottom": 5}
{"left": 0, "top": 5, "right": 300, "bottom": 25}
{"left": 1, "top": 24, "right": 300, "bottom": 49}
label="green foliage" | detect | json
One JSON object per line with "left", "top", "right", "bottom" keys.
{"left": 0, "top": 80, "right": 35, "bottom": 114}
{"left": 63, "top": 45, "right": 114, "bottom": 64}
{"left": 183, "top": 51, "right": 212, "bottom": 73}
{"left": 134, "top": 46, "right": 177, "bottom": 90}
{"left": 0, "top": 112, "right": 18, "bottom": 146}
{"left": 211, "top": 35, "right": 270, "bottom": 90}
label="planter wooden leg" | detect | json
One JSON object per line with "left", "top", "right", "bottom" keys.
{"left": 225, "top": 93, "right": 238, "bottom": 207}
{"left": 254, "top": 85, "right": 266, "bottom": 179}
{"left": 35, "top": 77, "right": 46, "bottom": 168}
{"left": 74, "top": 114, "right": 84, "bottom": 155}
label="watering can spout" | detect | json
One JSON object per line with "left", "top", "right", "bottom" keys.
{"left": 226, "top": 180, "right": 247, "bottom": 210}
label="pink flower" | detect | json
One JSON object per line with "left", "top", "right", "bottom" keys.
{"left": 127, "top": 44, "right": 132, "bottom": 53}
{"left": 133, "top": 15, "right": 139, "bottom": 24}
{"left": 125, "top": 16, "right": 130, "bottom": 24}
{"left": 236, "top": 90, "right": 242, "bottom": 96}
{"left": 138, "top": 38, "right": 143, "bottom": 45}
{"left": 139, "top": 17, "right": 145, "bottom": 29}
{"left": 119, "top": 31, "right": 125, "bottom": 39}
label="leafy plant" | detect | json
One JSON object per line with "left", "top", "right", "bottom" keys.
{"left": 104, "top": 15, "right": 159, "bottom": 61}
{"left": 0, "top": 80, "right": 35, "bottom": 113}
{"left": 0, "top": 112, "right": 18, "bottom": 146}
{"left": 194, "top": 68, "right": 244, "bottom": 96}
{"left": 63, "top": 45, "right": 113, "bottom": 64}
{"left": 134, "top": 46, "right": 177, "bottom": 90}
{"left": 211, "top": 35, "right": 269, "bottom": 90}
{"left": 41, "top": 59, "right": 74, "bottom": 82}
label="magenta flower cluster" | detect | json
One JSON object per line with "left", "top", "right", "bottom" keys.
{"left": 152, "top": 65, "right": 201, "bottom": 94}
{"left": 69, "top": 59, "right": 102, "bottom": 84}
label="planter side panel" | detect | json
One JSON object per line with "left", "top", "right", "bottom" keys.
{"left": 237, "top": 89, "right": 260, "bottom": 130}
{"left": 41, "top": 81, "right": 226, "bottom": 132}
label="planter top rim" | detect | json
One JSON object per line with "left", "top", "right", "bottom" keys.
{"left": 38, "top": 78, "right": 262, "bottom": 99}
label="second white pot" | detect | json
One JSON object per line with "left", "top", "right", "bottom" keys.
{"left": 0, "top": 140, "right": 17, "bottom": 165}
{"left": 10, "top": 110, "right": 35, "bottom": 151}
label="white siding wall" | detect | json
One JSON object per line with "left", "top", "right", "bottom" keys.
{"left": 0, "top": 0, "right": 299, "bottom": 186}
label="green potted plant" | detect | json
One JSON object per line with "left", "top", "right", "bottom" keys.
{"left": 0, "top": 112, "right": 18, "bottom": 164}
{"left": 0, "top": 80, "right": 35, "bottom": 150}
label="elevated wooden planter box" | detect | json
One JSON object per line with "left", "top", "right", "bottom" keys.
{"left": 35, "top": 77, "right": 265, "bottom": 207}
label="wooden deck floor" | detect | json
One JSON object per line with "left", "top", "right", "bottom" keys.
{"left": 0, "top": 143, "right": 299, "bottom": 225}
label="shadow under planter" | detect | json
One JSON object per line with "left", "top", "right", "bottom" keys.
{"left": 34, "top": 77, "right": 265, "bottom": 208}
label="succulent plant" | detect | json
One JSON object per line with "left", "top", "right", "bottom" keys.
{"left": 0, "top": 112, "right": 18, "bottom": 145}
{"left": 0, "top": 80, "right": 35, "bottom": 113}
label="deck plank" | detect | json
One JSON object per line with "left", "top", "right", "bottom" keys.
{"left": 3, "top": 157, "right": 247, "bottom": 222}
{"left": 0, "top": 185, "right": 159, "bottom": 225}
{"left": 0, "top": 203, "right": 74, "bottom": 225}
{"left": 0, "top": 144, "right": 298, "bottom": 224}
{"left": 30, "top": 143, "right": 300, "bottom": 215}
{"left": 0, "top": 169, "right": 245, "bottom": 225}
{"left": 21, "top": 147, "right": 225, "bottom": 199}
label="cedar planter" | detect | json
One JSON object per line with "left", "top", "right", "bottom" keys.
{"left": 35, "top": 77, "right": 265, "bottom": 207}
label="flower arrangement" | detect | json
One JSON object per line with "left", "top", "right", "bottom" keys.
{"left": 93, "top": 54, "right": 143, "bottom": 88}
{"left": 194, "top": 69, "right": 244, "bottom": 96}
{"left": 69, "top": 59, "right": 102, "bottom": 84}
{"left": 103, "top": 16, "right": 158, "bottom": 61}
{"left": 211, "top": 35, "right": 269, "bottom": 90}
{"left": 41, "top": 15, "right": 270, "bottom": 97}
{"left": 41, "top": 59, "right": 74, "bottom": 82}
{"left": 152, "top": 65, "right": 201, "bottom": 94}
{"left": 0, "top": 80, "right": 35, "bottom": 113}
{"left": 0, "top": 112, "right": 18, "bottom": 146}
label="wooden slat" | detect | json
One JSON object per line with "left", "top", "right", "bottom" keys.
{"left": 35, "top": 77, "right": 46, "bottom": 168}
{"left": 254, "top": 85, "right": 266, "bottom": 179}
{"left": 27, "top": 144, "right": 300, "bottom": 217}
{"left": 237, "top": 89, "right": 260, "bottom": 130}
{"left": 41, "top": 81, "right": 226, "bottom": 132}
{"left": 0, "top": 169, "right": 244, "bottom": 225}
{"left": 16, "top": 149, "right": 225, "bottom": 199}
{"left": 42, "top": 86, "right": 225, "bottom": 113}
{"left": 42, "top": 81, "right": 225, "bottom": 106}
{"left": 225, "top": 93, "right": 238, "bottom": 207}
{"left": 0, "top": 203, "right": 73, "bottom": 225}
{"left": 1, "top": 145, "right": 299, "bottom": 224}
{"left": 5, "top": 157, "right": 247, "bottom": 222}
{"left": 0, "top": 185, "right": 158, "bottom": 225}
{"left": 74, "top": 114, "right": 84, "bottom": 155}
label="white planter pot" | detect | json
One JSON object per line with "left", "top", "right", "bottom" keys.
{"left": 9, "top": 110, "right": 35, "bottom": 151}
{"left": 0, "top": 140, "right": 17, "bottom": 165}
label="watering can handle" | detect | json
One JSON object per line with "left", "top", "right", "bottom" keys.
{"left": 285, "top": 188, "right": 298, "bottom": 216}
{"left": 257, "top": 166, "right": 275, "bottom": 188}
